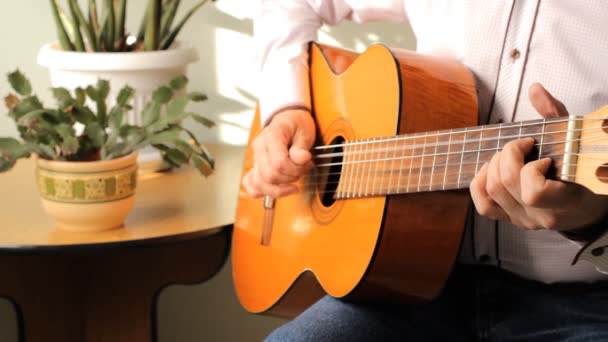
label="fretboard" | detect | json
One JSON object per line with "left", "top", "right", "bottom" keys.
{"left": 329, "top": 117, "right": 569, "bottom": 199}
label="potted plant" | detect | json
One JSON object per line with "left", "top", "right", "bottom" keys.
{"left": 0, "top": 70, "right": 215, "bottom": 232}
{"left": 38, "top": 0, "right": 215, "bottom": 128}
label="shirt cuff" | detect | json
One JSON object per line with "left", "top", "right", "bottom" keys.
{"left": 258, "top": 57, "right": 311, "bottom": 126}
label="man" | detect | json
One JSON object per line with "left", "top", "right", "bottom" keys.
{"left": 243, "top": 1, "right": 608, "bottom": 340}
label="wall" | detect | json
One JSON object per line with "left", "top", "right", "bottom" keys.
{"left": 0, "top": 1, "right": 415, "bottom": 341}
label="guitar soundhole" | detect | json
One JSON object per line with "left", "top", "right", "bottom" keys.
{"left": 603, "top": 119, "right": 608, "bottom": 134}
{"left": 318, "top": 136, "right": 344, "bottom": 207}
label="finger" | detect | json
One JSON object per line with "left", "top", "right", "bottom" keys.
{"left": 486, "top": 152, "right": 524, "bottom": 219}
{"left": 520, "top": 157, "right": 577, "bottom": 208}
{"left": 265, "top": 126, "right": 303, "bottom": 180}
{"left": 499, "top": 138, "right": 535, "bottom": 202}
{"left": 528, "top": 83, "right": 569, "bottom": 118}
{"left": 252, "top": 164, "right": 299, "bottom": 198}
{"left": 470, "top": 162, "right": 510, "bottom": 222}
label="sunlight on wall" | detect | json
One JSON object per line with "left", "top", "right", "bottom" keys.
{"left": 214, "top": 27, "right": 256, "bottom": 145}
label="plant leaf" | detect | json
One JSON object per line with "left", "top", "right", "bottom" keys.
{"left": 56, "top": 123, "right": 79, "bottom": 156}
{"left": 23, "top": 142, "right": 55, "bottom": 160}
{"left": 7, "top": 70, "right": 32, "bottom": 96}
{"left": 161, "top": 0, "right": 210, "bottom": 49}
{"left": 165, "top": 147, "right": 188, "bottom": 165}
{"left": 17, "top": 110, "right": 58, "bottom": 129}
{"left": 115, "top": 0, "right": 127, "bottom": 44}
{"left": 85, "top": 122, "right": 105, "bottom": 147}
{"left": 51, "top": 87, "right": 76, "bottom": 109}
{"left": 141, "top": 101, "right": 161, "bottom": 127}
{"left": 144, "top": 0, "right": 161, "bottom": 51}
{"left": 169, "top": 74, "right": 188, "bottom": 90}
{"left": 67, "top": 0, "right": 86, "bottom": 51}
{"left": 97, "top": 79, "right": 110, "bottom": 99}
{"left": 152, "top": 85, "right": 173, "bottom": 104}
{"left": 145, "top": 127, "right": 182, "bottom": 145}
{"left": 4, "top": 94, "right": 20, "bottom": 111}
{"left": 115, "top": 85, "right": 134, "bottom": 106}
{"left": 188, "top": 91, "right": 207, "bottom": 102}
{"left": 70, "top": 0, "right": 98, "bottom": 51}
{"left": 72, "top": 106, "right": 98, "bottom": 125}
{"left": 102, "top": 0, "right": 115, "bottom": 51}
{"left": 0, "top": 137, "right": 30, "bottom": 159}
{"left": 0, "top": 157, "right": 16, "bottom": 172}
{"left": 191, "top": 154, "right": 213, "bottom": 176}
{"left": 75, "top": 87, "right": 86, "bottom": 106}
{"left": 191, "top": 114, "right": 215, "bottom": 128}
{"left": 86, "top": 85, "right": 99, "bottom": 101}
{"left": 119, "top": 125, "right": 147, "bottom": 148}
{"left": 50, "top": 0, "right": 76, "bottom": 51}
{"left": 10, "top": 96, "right": 44, "bottom": 121}
{"left": 160, "top": 0, "right": 181, "bottom": 40}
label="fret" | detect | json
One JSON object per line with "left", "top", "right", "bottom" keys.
{"left": 338, "top": 143, "right": 349, "bottom": 198}
{"left": 475, "top": 126, "right": 484, "bottom": 175}
{"left": 429, "top": 132, "right": 439, "bottom": 191}
{"left": 406, "top": 133, "right": 417, "bottom": 193}
{"left": 457, "top": 128, "right": 467, "bottom": 188}
{"left": 417, "top": 132, "right": 428, "bottom": 192}
{"left": 388, "top": 138, "right": 398, "bottom": 194}
{"left": 352, "top": 139, "right": 362, "bottom": 197}
{"left": 518, "top": 120, "right": 523, "bottom": 139}
{"left": 381, "top": 138, "right": 389, "bottom": 195}
{"left": 538, "top": 118, "right": 546, "bottom": 159}
{"left": 346, "top": 142, "right": 354, "bottom": 198}
{"left": 459, "top": 128, "right": 482, "bottom": 188}
{"left": 496, "top": 123, "right": 502, "bottom": 152}
{"left": 371, "top": 138, "right": 381, "bottom": 196}
{"left": 442, "top": 129, "right": 452, "bottom": 190}
{"left": 520, "top": 119, "right": 544, "bottom": 160}
{"left": 396, "top": 138, "right": 405, "bottom": 194}
{"left": 364, "top": 138, "right": 372, "bottom": 197}
{"left": 430, "top": 130, "right": 449, "bottom": 191}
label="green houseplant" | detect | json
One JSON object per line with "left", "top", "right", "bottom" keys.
{"left": 0, "top": 70, "right": 215, "bottom": 232}
{"left": 39, "top": 0, "right": 217, "bottom": 169}
{"left": 50, "top": 0, "right": 215, "bottom": 52}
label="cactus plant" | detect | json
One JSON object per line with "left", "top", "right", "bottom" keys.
{"left": 50, "top": 0, "right": 215, "bottom": 52}
{"left": 0, "top": 70, "right": 215, "bottom": 175}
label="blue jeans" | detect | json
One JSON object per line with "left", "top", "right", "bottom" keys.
{"left": 265, "top": 265, "right": 608, "bottom": 341}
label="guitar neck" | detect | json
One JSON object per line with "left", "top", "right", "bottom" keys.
{"left": 331, "top": 117, "right": 570, "bottom": 198}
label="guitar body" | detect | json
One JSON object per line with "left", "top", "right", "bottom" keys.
{"left": 233, "top": 43, "right": 479, "bottom": 316}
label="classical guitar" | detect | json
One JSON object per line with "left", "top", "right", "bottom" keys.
{"left": 232, "top": 43, "right": 608, "bottom": 317}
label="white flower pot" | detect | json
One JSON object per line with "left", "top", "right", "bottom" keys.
{"left": 37, "top": 41, "right": 199, "bottom": 170}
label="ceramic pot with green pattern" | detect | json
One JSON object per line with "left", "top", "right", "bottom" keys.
{"left": 35, "top": 152, "right": 138, "bottom": 232}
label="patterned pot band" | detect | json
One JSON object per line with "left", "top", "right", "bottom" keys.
{"left": 36, "top": 164, "right": 138, "bottom": 204}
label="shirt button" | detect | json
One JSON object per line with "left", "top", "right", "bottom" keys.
{"left": 509, "top": 48, "right": 521, "bottom": 61}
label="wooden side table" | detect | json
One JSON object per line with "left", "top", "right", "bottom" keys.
{"left": 0, "top": 144, "right": 244, "bottom": 342}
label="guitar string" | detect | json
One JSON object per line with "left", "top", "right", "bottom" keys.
{"left": 301, "top": 170, "right": 608, "bottom": 197}
{"left": 313, "top": 116, "right": 606, "bottom": 151}
{"left": 313, "top": 124, "right": 608, "bottom": 161}
{"left": 308, "top": 152, "right": 608, "bottom": 185}
{"left": 312, "top": 130, "right": 608, "bottom": 169}
{"left": 297, "top": 174, "right": 608, "bottom": 198}
{"left": 251, "top": 134, "right": 608, "bottom": 196}
{"left": 306, "top": 153, "right": 608, "bottom": 192}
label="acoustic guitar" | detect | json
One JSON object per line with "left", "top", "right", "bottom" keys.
{"left": 232, "top": 43, "right": 608, "bottom": 317}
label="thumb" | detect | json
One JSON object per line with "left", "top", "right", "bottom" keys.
{"left": 289, "top": 122, "right": 315, "bottom": 166}
{"left": 528, "top": 83, "right": 569, "bottom": 118}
